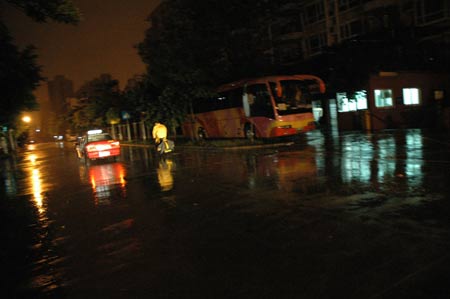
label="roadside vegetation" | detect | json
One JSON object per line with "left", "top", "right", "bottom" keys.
{"left": 0, "top": 0, "right": 80, "bottom": 149}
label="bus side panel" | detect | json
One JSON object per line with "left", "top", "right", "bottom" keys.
{"left": 250, "top": 117, "right": 275, "bottom": 138}
{"left": 181, "top": 114, "right": 212, "bottom": 138}
{"left": 183, "top": 111, "right": 316, "bottom": 138}
{"left": 181, "top": 116, "right": 197, "bottom": 139}
{"left": 182, "top": 108, "right": 246, "bottom": 138}
{"left": 214, "top": 108, "right": 246, "bottom": 138}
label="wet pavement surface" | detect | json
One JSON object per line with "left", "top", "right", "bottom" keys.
{"left": 1, "top": 129, "right": 450, "bottom": 298}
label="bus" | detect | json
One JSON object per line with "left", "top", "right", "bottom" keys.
{"left": 182, "top": 74, "right": 326, "bottom": 139}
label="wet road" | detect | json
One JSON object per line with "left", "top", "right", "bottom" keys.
{"left": 1, "top": 129, "right": 450, "bottom": 298}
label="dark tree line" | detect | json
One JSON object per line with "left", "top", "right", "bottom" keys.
{"left": 0, "top": 24, "right": 41, "bottom": 127}
{"left": 0, "top": 0, "right": 80, "bottom": 129}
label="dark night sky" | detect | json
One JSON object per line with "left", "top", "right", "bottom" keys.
{"left": 1, "top": 0, "right": 161, "bottom": 98}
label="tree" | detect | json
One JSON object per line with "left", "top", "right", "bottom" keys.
{"left": 68, "top": 75, "right": 123, "bottom": 131}
{"left": 122, "top": 75, "right": 174, "bottom": 134}
{"left": 139, "top": 0, "right": 273, "bottom": 86}
{"left": 137, "top": 0, "right": 274, "bottom": 136}
{"left": 0, "top": 0, "right": 81, "bottom": 130}
{"left": 122, "top": 75, "right": 158, "bottom": 121}
{"left": 4, "top": 0, "right": 81, "bottom": 24}
{"left": 0, "top": 24, "right": 41, "bottom": 127}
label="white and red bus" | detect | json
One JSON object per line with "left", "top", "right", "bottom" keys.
{"left": 182, "top": 75, "right": 326, "bottom": 139}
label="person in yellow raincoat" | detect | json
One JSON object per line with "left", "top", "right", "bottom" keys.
{"left": 152, "top": 122, "right": 174, "bottom": 154}
{"left": 152, "top": 122, "right": 167, "bottom": 145}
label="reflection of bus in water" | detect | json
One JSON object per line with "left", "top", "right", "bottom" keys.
{"left": 246, "top": 151, "right": 318, "bottom": 193}
{"left": 182, "top": 75, "right": 326, "bottom": 139}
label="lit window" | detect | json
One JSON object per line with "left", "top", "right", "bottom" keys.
{"left": 374, "top": 89, "right": 393, "bottom": 107}
{"left": 403, "top": 88, "right": 421, "bottom": 105}
{"left": 355, "top": 90, "right": 368, "bottom": 110}
{"left": 337, "top": 90, "right": 367, "bottom": 112}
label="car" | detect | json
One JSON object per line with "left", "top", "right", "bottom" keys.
{"left": 76, "top": 129, "right": 120, "bottom": 162}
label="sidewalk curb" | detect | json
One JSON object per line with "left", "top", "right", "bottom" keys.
{"left": 120, "top": 141, "right": 295, "bottom": 150}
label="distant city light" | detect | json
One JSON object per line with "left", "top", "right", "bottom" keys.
{"left": 22, "top": 116, "right": 31, "bottom": 123}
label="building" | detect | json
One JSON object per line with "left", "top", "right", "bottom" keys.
{"left": 269, "top": 0, "right": 450, "bottom": 66}
{"left": 333, "top": 71, "right": 450, "bottom": 131}
{"left": 148, "top": 0, "right": 450, "bottom": 132}
{"left": 268, "top": 0, "right": 450, "bottom": 131}
{"left": 48, "top": 75, "right": 74, "bottom": 115}
{"left": 46, "top": 75, "right": 74, "bottom": 135}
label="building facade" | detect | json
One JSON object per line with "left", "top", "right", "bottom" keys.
{"left": 268, "top": 0, "right": 450, "bottom": 131}
{"left": 46, "top": 75, "right": 74, "bottom": 135}
{"left": 333, "top": 71, "right": 450, "bottom": 131}
{"left": 270, "top": 0, "right": 450, "bottom": 66}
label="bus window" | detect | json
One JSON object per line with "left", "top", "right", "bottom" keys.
{"left": 246, "top": 84, "right": 274, "bottom": 119}
{"left": 228, "top": 87, "right": 244, "bottom": 108}
{"left": 270, "top": 80, "right": 314, "bottom": 116}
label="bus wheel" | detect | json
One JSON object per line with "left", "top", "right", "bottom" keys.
{"left": 244, "top": 123, "right": 256, "bottom": 140}
{"left": 197, "top": 127, "right": 206, "bottom": 140}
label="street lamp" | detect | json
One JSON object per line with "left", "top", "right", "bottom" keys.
{"left": 20, "top": 115, "right": 32, "bottom": 146}
{"left": 22, "top": 116, "right": 31, "bottom": 123}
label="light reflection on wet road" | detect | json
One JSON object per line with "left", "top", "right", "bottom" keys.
{"left": 1, "top": 129, "right": 450, "bottom": 298}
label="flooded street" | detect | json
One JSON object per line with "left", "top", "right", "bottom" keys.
{"left": 1, "top": 129, "right": 450, "bottom": 298}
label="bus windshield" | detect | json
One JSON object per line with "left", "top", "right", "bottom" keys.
{"left": 270, "top": 80, "right": 316, "bottom": 116}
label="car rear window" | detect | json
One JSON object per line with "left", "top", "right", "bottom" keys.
{"left": 88, "top": 134, "right": 112, "bottom": 142}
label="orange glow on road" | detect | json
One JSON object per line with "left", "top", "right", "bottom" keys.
{"left": 31, "top": 168, "right": 44, "bottom": 214}
{"left": 26, "top": 152, "right": 45, "bottom": 214}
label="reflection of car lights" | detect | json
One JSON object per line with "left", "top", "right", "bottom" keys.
{"left": 88, "top": 163, "right": 127, "bottom": 203}
{"left": 90, "top": 176, "right": 97, "bottom": 189}
{"left": 29, "top": 154, "right": 37, "bottom": 163}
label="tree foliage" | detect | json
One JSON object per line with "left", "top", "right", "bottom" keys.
{"left": 4, "top": 0, "right": 81, "bottom": 24}
{"left": 137, "top": 0, "right": 275, "bottom": 130}
{"left": 122, "top": 75, "right": 185, "bottom": 134}
{"left": 0, "top": 24, "right": 41, "bottom": 126}
{"left": 139, "top": 0, "right": 275, "bottom": 86}
{"left": 0, "top": 0, "right": 81, "bottom": 128}
{"left": 67, "top": 76, "right": 123, "bottom": 131}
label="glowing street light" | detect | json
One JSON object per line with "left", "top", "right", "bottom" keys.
{"left": 22, "top": 116, "right": 31, "bottom": 123}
